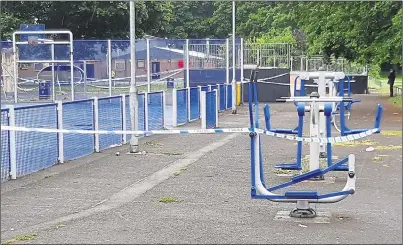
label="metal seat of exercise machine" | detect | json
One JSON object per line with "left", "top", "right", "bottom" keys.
{"left": 269, "top": 128, "right": 299, "bottom": 134}
{"left": 284, "top": 191, "right": 319, "bottom": 199}
{"left": 274, "top": 163, "right": 302, "bottom": 170}
{"left": 264, "top": 104, "right": 299, "bottom": 135}
{"left": 332, "top": 164, "right": 349, "bottom": 171}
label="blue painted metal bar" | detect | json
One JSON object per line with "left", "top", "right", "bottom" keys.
{"left": 14, "top": 103, "right": 57, "bottom": 110}
{"left": 252, "top": 190, "right": 353, "bottom": 200}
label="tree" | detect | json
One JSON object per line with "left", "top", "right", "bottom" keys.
{"left": 0, "top": 1, "right": 173, "bottom": 40}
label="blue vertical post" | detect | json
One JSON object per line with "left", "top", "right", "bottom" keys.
{"left": 295, "top": 102, "right": 305, "bottom": 170}
{"left": 324, "top": 103, "right": 333, "bottom": 167}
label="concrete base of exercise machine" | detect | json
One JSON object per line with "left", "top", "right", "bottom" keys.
{"left": 274, "top": 210, "right": 332, "bottom": 223}
{"left": 290, "top": 200, "right": 317, "bottom": 218}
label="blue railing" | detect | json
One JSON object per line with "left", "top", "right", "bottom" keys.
{"left": 148, "top": 92, "right": 164, "bottom": 130}
{"left": 176, "top": 88, "right": 188, "bottom": 125}
{"left": 99, "top": 96, "right": 123, "bottom": 150}
{"left": 1, "top": 83, "right": 235, "bottom": 182}
{"left": 189, "top": 88, "right": 200, "bottom": 121}
{"left": 1, "top": 109, "right": 10, "bottom": 182}
{"left": 15, "top": 104, "right": 58, "bottom": 177}
{"left": 206, "top": 90, "right": 217, "bottom": 129}
{"left": 63, "top": 100, "right": 94, "bottom": 161}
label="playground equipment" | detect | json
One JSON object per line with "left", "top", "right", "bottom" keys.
{"left": 293, "top": 68, "right": 362, "bottom": 131}
{"left": 274, "top": 69, "right": 383, "bottom": 171}
{"left": 37, "top": 64, "right": 85, "bottom": 100}
{"left": 248, "top": 68, "right": 383, "bottom": 217}
{"left": 12, "top": 30, "right": 74, "bottom": 102}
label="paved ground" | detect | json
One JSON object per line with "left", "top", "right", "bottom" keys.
{"left": 1, "top": 94, "right": 402, "bottom": 244}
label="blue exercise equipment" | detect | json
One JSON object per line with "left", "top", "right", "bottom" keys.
{"left": 247, "top": 68, "right": 383, "bottom": 218}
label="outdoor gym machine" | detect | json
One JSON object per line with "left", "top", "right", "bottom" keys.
{"left": 269, "top": 69, "right": 383, "bottom": 172}
{"left": 247, "top": 68, "right": 383, "bottom": 217}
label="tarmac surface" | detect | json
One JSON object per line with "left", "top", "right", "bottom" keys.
{"left": 1, "top": 94, "right": 402, "bottom": 244}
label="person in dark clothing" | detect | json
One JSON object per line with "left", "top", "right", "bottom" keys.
{"left": 387, "top": 69, "right": 396, "bottom": 97}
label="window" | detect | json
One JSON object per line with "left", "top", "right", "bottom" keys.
{"left": 115, "top": 60, "right": 126, "bottom": 71}
{"left": 19, "top": 63, "right": 29, "bottom": 70}
{"left": 34, "top": 63, "right": 43, "bottom": 71}
{"left": 137, "top": 59, "right": 145, "bottom": 68}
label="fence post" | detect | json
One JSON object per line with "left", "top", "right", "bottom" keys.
{"left": 187, "top": 87, "right": 191, "bottom": 122}
{"left": 162, "top": 90, "right": 166, "bottom": 129}
{"left": 93, "top": 97, "right": 100, "bottom": 152}
{"left": 172, "top": 88, "right": 177, "bottom": 127}
{"left": 147, "top": 39, "right": 151, "bottom": 92}
{"left": 121, "top": 94, "right": 127, "bottom": 144}
{"left": 56, "top": 101, "right": 64, "bottom": 164}
{"left": 107, "top": 39, "right": 112, "bottom": 97}
{"left": 200, "top": 91, "right": 206, "bottom": 129}
{"left": 7, "top": 105, "right": 17, "bottom": 179}
{"left": 144, "top": 92, "right": 149, "bottom": 133}
{"left": 215, "top": 90, "right": 219, "bottom": 128}
{"left": 240, "top": 38, "right": 244, "bottom": 104}
{"left": 226, "top": 38, "right": 230, "bottom": 84}
{"left": 185, "top": 39, "right": 190, "bottom": 88}
{"left": 216, "top": 84, "right": 221, "bottom": 112}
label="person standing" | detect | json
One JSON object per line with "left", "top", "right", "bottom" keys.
{"left": 387, "top": 69, "right": 396, "bottom": 97}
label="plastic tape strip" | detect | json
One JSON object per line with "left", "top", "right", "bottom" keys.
{"left": 0, "top": 125, "right": 379, "bottom": 144}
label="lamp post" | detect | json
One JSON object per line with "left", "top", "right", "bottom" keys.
{"left": 129, "top": 0, "right": 139, "bottom": 153}
{"left": 231, "top": 0, "right": 237, "bottom": 114}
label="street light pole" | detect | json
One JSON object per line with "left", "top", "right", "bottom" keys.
{"left": 231, "top": 0, "right": 237, "bottom": 114}
{"left": 129, "top": 0, "right": 139, "bottom": 153}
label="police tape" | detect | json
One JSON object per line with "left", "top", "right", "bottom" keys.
{"left": 0, "top": 125, "right": 379, "bottom": 144}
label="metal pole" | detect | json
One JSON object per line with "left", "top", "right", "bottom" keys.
{"left": 129, "top": 0, "right": 139, "bottom": 153}
{"left": 185, "top": 39, "right": 190, "bottom": 88}
{"left": 69, "top": 33, "right": 74, "bottom": 101}
{"left": 146, "top": 39, "right": 151, "bottom": 92}
{"left": 51, "top": 43, "right": 55, "bottom": 101}
{"left": 240, "top": 37, "right": 244, "bottom": 104}
{"left": 231, "top": 0, "right": 237, "bottom": 114}
{"left": 83, "top": 60, "right": 87, "bottom": 98}
{"left": 108, "top": 39, "right": 112, "bottom": 97}
{"left": 12, "top": 33, "right": 18, "bottom": 103}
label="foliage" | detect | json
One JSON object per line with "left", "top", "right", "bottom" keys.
{"left": 0, "top": 1, "right": 173, "bottom": 39}
{"left": 1, "top": 1, "right": 401, "bottom": 73}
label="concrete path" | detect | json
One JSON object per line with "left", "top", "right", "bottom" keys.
{"left": 1, "top": 94, "right": 402, "bottom": 244}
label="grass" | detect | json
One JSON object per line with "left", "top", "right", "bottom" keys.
{"left": 161, "top": 152, "right": 184, "bottom": 156}
{"left": 174, "top": 167, "right": 187, "bottom": 177}
{"left": 381, "top": 130, "right": 402, "bottom": 137}
{"left": 158, "top": 196, "right": 183, "bottom": 203}
{"left": 388, "top": 96, "right": 402, "bottom": 110}
{"left": 368, "top": 71, "right": 402, "bottom": 95}
{"left": 372, "top": 156, "right": 384, "bottom": 162}
{"left": 144, "top": 140, "right": 163, "bottom": 147}
{"left": 334, "top": 139, "right": 377, "bottom": 147}
{"left": 375, "top": 145, "right": 402, "bottom": 151}
{"left": 1, "top": 234, "right": 37, "bottom": 244}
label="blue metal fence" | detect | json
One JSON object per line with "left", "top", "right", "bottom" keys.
{"left": 226, "top": 84, "right": 232, "bottom": 109}
{"left": 189, "top": 88, "right": 200, "bottom": 121}
{"left": 63, "top": 99, "right": 94, "bottom": 161}
{"left": 1, "top": 82, "right": 235, "bottom": 181}
{"left": 1, "top": 109, "right": 10, "bottom": 182}
{"left": 15, "top": 104, "right": 58, "bottom": 177}
{"left": 176, "top": 88, "right": 188, "bottom": 125}
{"left": 219, "top": 84, "right": 226, "bottom": 111}
{"left": 206, "top": 90, "right": 217, "bottom": 129}
{"left": 99, "top": 96, "right": 123, "bottom": 150}
{"left": 148, "top": 92, "right": 164, "bottom": 130}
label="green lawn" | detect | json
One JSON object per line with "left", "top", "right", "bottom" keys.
{"left": 389, "top": 95, "right": 402, "bottom": 110}
{"left": 368, "top": 71, "right": 402, "bottom": 95}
